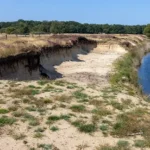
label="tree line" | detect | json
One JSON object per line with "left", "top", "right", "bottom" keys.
{"left": 0, "top": 19, "right": 146, "bottom": 34}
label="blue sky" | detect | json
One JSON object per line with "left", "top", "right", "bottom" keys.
{"left": 0, "top": 0, "right": 149, "bottom": 25}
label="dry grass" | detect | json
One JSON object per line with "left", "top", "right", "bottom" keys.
{"left": 0, "top": 34, "right": 80, "bottom": 58}
{"left": 0, "top": 34, "right": 145, "bottom": 58}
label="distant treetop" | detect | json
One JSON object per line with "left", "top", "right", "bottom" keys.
{"left": 0, "top": 20, "right": 146, "bottom": 34}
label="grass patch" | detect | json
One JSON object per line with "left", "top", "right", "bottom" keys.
{"left": 38, "top": 144, "right": 52, "bottom": 150}
{"left": 92, "top": 108, "right": 111, "bottom": 117}
{"left": 0, "top": 109, "right": 9, "bottom": 114}
{"left": 70, "top": 105, "right": 86, "bottom": 112}
{"left": 35, "top": 127, "right": 45, "bottom": 133}
{"left": 37, "top": 80, "right": 48, "bottom": 86}
{"left": 110, "top": 53, "right": 138, "bottom": 87}
{"left": 9, "top": 87, "right": 40, "bottom": 98}
{"left": 54, "top": 95, "right": 72, "bottom": 103}
{"left": 34, "top": 132, "right": 44, "bottom": 139}
{"left": 23, "top": 113, "right": 39, "bottom": 126}
{"left": 100, "top": 125, "right": 108, "bottom": 131}
{"left": 47, "top": 114, "right": 71, "bottom": 124}
{"left": 54, "top": 80, "right": 66, "bottom": 86}
{"left": 109, "top": 101, "right": 124, "bottom": 110}
{"left": 79, "top": 124, "right": 96, "bottom": 133}
{"left": 73, "top": 91, "right": 89, "bottom": 101}
{"left": 72, "top": 120, "right": 96, "bottom": 133}
{"left": 97, "top": 141, "right": 130, "bottom": 150}
{"left": 13, "top": 133, "right": 26, "bottom": 140}
{"left": 0, "top": 116, "right": 16, "bottom": 126}
{"left": 112, "top": 108, "right": 150, "bottom": 137}
{"left": 89, "top": 100, "right": 103, "bottom": 106}
{"left": 50, "top": 126, "right": 59, "bottom": 132}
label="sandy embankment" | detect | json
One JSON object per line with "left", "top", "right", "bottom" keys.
{"left": 56, "top": 44, "right": 126, "bottom": 87}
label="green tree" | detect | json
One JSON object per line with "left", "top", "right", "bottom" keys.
{"left": 143, "top": 24, "right": 150, "bottom": 38}
{"left": 6, "top": 27, "right": 16, "bottom": 34}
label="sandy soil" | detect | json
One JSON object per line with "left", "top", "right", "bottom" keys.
{"left": 56, "top": 44, "right": 126, "bottom": 87}
{"left": 0, "top": 43, "right": 149, "bottom": 150}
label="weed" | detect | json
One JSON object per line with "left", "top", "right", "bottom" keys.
{"left": 54, "top": 80, "right": 66, "bottom": 86}
{"left": 34, "top": 132, "right": 44, "bottom": 138}
{"left": 96, "top": 144, "right": 131, "bottom": 150}
{"left": 23, "top": 113, "right": 39, "bottom": 126}
{"left": 112, "top": 108, "right": 150, "bottom": 137}
{"left": 35, "top": 127, "right": 45, "bottom": 133}
{"left": 117, "top": 140, "right": 129, "bottom": 148}
{"left": 89, "top": 100, "right": 103, "bottom": 106}
{"left": 109, "top": 101, "right": 124, "bottom": 110}
{"left": 13, "top": 133, "right": 26, "bottom": 140}
{"left": 73, "top": 91, "right": 89, "bottom": 100}
{"left": 50, "top": 126, "right": 59, "bottom": 132}
{"left": 38, "top": 144, "right": 52, "bottom": 150}
{"left": 0, "top": 116, "right": 16, "bottom": 126}
{"left": 26, "top": 106, "right": 37, "bottom": 112}
{"left": 54, "top": 95, "right": 72, "bottom": 103}
{"left": 37, "top": 80, "right": 48, "bottom": 86}
{"left": 72, "top": 120, "right": 96, "bottom": 133}
{"left": 13, "top": 111, "right": 24, "bottom": 117}
{"left": 79, "top": 124, "right": 96, "bottom": 133}
{"left": 92, "top": 115, "right": 100, "bottom": 124}
{"left": 134, "top": 140, "right": 146, "bottom": 148}
{"left": 110, "top": 53, "right": 138, "bottom": 87}
{"left": 29, "top": 119, "right": 39, "bottom": 126}
{"left": 100, "top": 125, "right": 108, "bottom": 131}
{"left": 0, "top": 109, "right": 9, "bottom": 114}
{"left": 92, "top": 108, "right": 111, "bottom": 117}
{"left": 77, "top": 143, "right": 89, "bottom": 150}
{"left": 60, "top": 114, "right": 71, "bottom": 120}
{"left": 70, "top": 105, "right": 86, "bottom": 112}
{"left": 48, "top": 115, "right": 60, "bottom": 121}
{"left": 8, "top": 106, "right": 18, "bottom": 111}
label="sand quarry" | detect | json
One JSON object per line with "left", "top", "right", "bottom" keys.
{"left": 0, "top": 35, "right": 150, "bottom": 150}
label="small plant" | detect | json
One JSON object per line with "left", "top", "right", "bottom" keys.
{"left": 35, "top": 127, "right": 45, "bottom": 133}
{"left": 72, "top": 120, "right": 85, "bottom": 128}
{"left": 26, "top": 106, "right": 37, "bottom": 112}
{"left": 110, "top": 101, "right": 124, "bottom": 110}
{"left": 48, "top": 115, "right": 60, "bottom": 121}
{"left": 8, "top": 106, "right": 18, "bottom": 111}
{"left": 134, "top": 140, "right": 146, "bottom": 148}
{"left": 54, "top": 95, "right": 71, "bottom": 103}
{"left": 37, "top": 80, "right": 48, "bottom": 86}
{"left": 34, "top": 132, "right": 44, "bottom": 139}
{"left": 13, "top": 111, "right": 24, "bottom": 117}
{"left": 0, "top": 109, "right": 9, "bottom": 114}
{"left": 50, "top": 126, "right": 59, "bottom": 132}
{"left": 79, "top": 124, "right": 96, "bottom": 133}
{"left": 117, "top": 140, "right": 129, "bottom": 148}
{"left": 92, "top": 108, "right": 111, "bottom": 117}
{"left": 29, "top": 119, "right": 39, "bottom": 126}
{"left": 13, "top": 133, "right": 26, "bottom": 140}
{"left": 100, "top": 125, "right": 108, "bottom": 131}
{"left": 96, "top": 144, "right": 131, "bottom": 150}
{"left": 38, "top": 144, "right": 52, "bottom": 150}
{"left": 0, "top": 116, "right": 16, "bottom": 126}
{"left": 73, "top": 91, "right": 89, "bottom": 100}
{"left": 70, "top": 105, "right": 86, "bottom": 112}
{"left": 60, "top": 114, "right": 71, "bottom": 120}
{"left": 54, "top": 80, "right": 66, "bottom": 86}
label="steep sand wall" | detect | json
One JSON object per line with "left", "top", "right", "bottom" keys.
{"left": 0, "top": 43, "right": 96, "bottom": 80}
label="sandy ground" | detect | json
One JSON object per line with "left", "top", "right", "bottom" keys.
{"left": 56, "top": 45, "right": 126, "bottom": 87}
{"left": 0, "top": 44, "right": 150, "bottom": 150}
